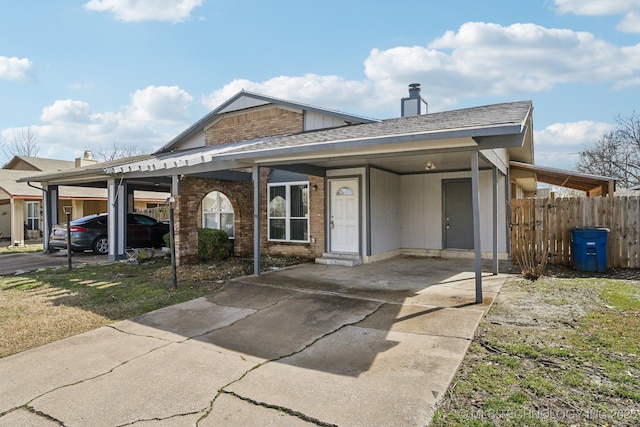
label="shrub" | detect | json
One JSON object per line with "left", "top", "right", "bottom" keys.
{"left": 197, "top": 228, "right": 230, "bottom": 261}
{"left": 163, "top": 232, "right": 171, "bottom": 248}
{"left": 513, "top": 229, "right": 548, "bottom": 281}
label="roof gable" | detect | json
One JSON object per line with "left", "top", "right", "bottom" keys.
{"left": 3, "top": 156, "right": 74, "bottom": 172}
{"left": 156, "top": 90, "right": 379, "bottom": 154}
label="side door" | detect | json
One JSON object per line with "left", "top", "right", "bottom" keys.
{"left": 443, "top": 179, "right": 474, "bottom": 249}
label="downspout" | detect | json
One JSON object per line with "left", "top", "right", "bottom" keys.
{"left": 27, "top": 181, "right": 45, "bottom": 192}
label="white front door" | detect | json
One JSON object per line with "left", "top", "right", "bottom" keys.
{"left": 329, "top": 179, "right": 359, "bottom": 253}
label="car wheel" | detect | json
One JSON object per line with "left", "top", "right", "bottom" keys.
{"left": 93, "top": 236, "right": 109, "bottom": 254}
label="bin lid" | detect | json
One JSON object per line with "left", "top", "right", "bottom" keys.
{"left": 569, "top": 226, "right": 610, "bottom": 232}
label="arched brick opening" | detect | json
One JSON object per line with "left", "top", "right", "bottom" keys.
{"left": 175, "top": 176, "right": 253, "bottom": 265}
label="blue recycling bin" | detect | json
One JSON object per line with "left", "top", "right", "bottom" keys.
{"left": 570, "top": 227, "right": 609, "bottom": 272}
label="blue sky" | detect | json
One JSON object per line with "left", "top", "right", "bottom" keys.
{"left": 1, "top": 0, "right": 639, "bottom": 171}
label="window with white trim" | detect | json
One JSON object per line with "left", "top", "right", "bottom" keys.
{"left": 202, "top": 191, "right": 234, "bottom": 238}
{"left": 268, "top": 182, "right": 309, "bottom": 242}
{"left": 25, "top": 201, "right": 40, "bottom": 230}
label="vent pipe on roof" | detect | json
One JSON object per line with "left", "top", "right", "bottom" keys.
{"left": 401, "top": 83, "right": 428, "bottom": 117}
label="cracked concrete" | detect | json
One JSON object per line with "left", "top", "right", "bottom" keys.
{"left": 0, "top": 256, "right": 508, "bottom": 426}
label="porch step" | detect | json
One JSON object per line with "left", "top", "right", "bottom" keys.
{"left": 315, "top": 253, "right": 362, "bottom": 267}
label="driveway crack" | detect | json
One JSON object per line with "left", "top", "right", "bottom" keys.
{"left": 114, "top": 409, "right": 207, "bottom": 426}
{"left": 19, "top": 340, "right": 173, "bottom": 410}
{"left": 106, "top": 324, "right": 177, "bottom": 342}
{"left": 197, "top": 300, "right": 385, "bottom": 426}
{"left": 221, "top": 390, "right": 338, "bottom": 427}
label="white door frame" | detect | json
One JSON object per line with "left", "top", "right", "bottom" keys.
{"left": 328, "top": 178, "right": 360, "bottom": 253}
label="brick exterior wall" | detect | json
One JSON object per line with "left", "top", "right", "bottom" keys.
{"left": 174, "top": 176, "right": 253, "bottom": 265}
{"left": 205, "top": 107, "right": 303, "bottom": 146}
{"left": 174, "top": 105, "right": 326, "bottom": 265}
{"left": 175, "top": 171, "right": 325, "bottom": 266}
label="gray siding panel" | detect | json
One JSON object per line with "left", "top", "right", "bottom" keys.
{"left": 370, "top": 168, "right": 401, "bottom": 255}
{"left": 399, "top": 170, "right": 506, "bottom": 253}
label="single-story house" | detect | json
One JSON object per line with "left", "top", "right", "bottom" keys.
{"left": 23, "top": 84, "right": 608, "bottom": 301}
{"left": 1, "top": 154, "right": 167, "bottom": 244}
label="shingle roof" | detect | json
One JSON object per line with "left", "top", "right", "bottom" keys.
{"left": 223, "top": 100, "right": 532, "bottom": 155}
{"left": 25, "top": 100, "right": 533, "bottom": 182}
{"left": 102, "top": 100, "right": 532, "bottom": 176}
{"left": 0, "top": 170, "right": 104, "bottom": 198}
{"left": 4, "top": 156, "right": 74, "bottom": 172}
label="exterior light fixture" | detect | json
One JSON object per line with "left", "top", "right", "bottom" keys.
{"left": 425, "top": 160, "right": 436, "bottom": 171}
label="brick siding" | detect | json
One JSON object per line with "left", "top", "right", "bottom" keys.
{"left": 205, "top": 107, "right": 303, "bottom": 146}
{"left": 174, "top": 105, "right": 326, "bottom": 265}
{"left": 175, "top": 171, "right": 325, "bottom": 266}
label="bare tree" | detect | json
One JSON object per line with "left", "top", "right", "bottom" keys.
{"left": 575, "top": 112, "right": 640, "bottom": 188}
{"left": 93, "top": 142, "right": 148, "bottom": 162}
{"left": 1, "top": 127, "right": 40, "bottom": 161}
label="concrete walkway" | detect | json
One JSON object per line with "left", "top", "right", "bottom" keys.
{"left": 0, "top": 256, "right": 510, "bottom": 426}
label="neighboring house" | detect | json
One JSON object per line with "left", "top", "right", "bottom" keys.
{"left": 1, "top": 154, "right": 167, "bottom": 244}
{"left": 23, "top": 85, "right": 615, "bottom": 301}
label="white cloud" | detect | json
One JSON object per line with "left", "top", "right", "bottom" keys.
{"left": 617, "top": 9, "right": 640, "bottom": 32}
{"left": 554, "top": 0, "right": 639, "bottom": 15}
{"left": 200, "top": 22, "right": 640, "bottom": 117}
{"left": 84, "top": 0, "right": 203, "bottom": 23}
{"left": 202, "top": 74, "right": 373, "bottom": 114}
{"left": 127, "top": 85, "right": 193, "bottom": 123}
{"left": 534, "top": 151, "right": 582, "bottom": 170}
{"left": 4, "top": 85, "right": 195, "bottom": 160}
{"left": 554, "top": 0, "right": 640, "bottom": 33}
{"left": 535, "top": 121, "right": 614, "bottom": 147}
{"left": 533, "top": 121, "right": 614, "bottom": 169}
{"left": 41, "top": 100, "right": 93, "bottom": 124}
{"left": 0, "top": 56, "right": 35, "bottom": 81}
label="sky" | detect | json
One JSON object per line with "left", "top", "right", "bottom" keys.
{"left": 1, "top": 0, "right": 639, "bottom": 171}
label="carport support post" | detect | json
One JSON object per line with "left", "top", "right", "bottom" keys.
{"left": 64, "top": 206, "right": 72, "bottom": 270}
{"left": 471, "top": 151, "right": 483, "bottom": 303}
{"left": 492, "top": 167, "right": 499, "bottom": 275}
{"left": 107, "top": 178, "right": 127, "bottom": 261}
{"left": 42, "top": 184, "right": 59, "bottom": 253}
{"left": 252, "top": 165, "right": 261, "bottom": 276}
{"left": 167, "top": 197, "right": 177, "bottom": 290}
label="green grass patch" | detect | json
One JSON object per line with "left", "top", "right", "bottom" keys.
{"left": 0, "top": 258, "right": 238, "bottom": 357}
{"left": 432, "top": 272, "right": 640, "bottom": 427}
{"left": 521, "top": 375, "right": 556, "bottom": 397}
{"left": 0, "top": 260, "right": 221, "bottom": 320}
{"left": 0, "top": 245, "right": 43, "bottom": 255}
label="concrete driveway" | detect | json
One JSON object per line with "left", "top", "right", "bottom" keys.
{"left": 0, "top": 256, "right": 509, "bottom": 426}
{"left": 0, "top": 250, "right": 109, "bottom": 275}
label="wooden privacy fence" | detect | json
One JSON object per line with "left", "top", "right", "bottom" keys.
{"left": 510, "top": 196, "right": 640, "bottom": 269}
{"left": 135, "top": 206, "right": 170, "bottom": 222}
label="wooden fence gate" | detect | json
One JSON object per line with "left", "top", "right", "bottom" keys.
{"left": 510, "top": 196, "right": 640, "bottom": 269}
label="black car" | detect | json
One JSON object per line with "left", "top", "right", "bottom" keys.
{"left": 49, "top": 213, "right": 170, "bottom": 254}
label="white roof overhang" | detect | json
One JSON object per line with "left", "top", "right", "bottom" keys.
{"left": 106, "top": 123, "right": 526, "bottom": 179}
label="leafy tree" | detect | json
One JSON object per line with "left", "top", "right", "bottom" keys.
{"left": 1, "top": 127, "right": 39, "bottom": 161}
{"left": 575, "top": 112, "right": 640, "bottom": 188}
